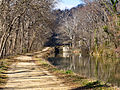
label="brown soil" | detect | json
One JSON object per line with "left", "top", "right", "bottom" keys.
{"left": 2, "top": 48, "right": 70, "bottom": 90}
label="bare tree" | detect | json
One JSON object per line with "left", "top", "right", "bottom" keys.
{"left": 55, "top": 2, "right": 108, "bottom": 51}
{"left": 0, "top": 0, "right": 55, "bottom": 58}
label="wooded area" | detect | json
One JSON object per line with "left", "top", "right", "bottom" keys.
{"left": 0, "top": 0, "right": 120, "bottom": 58}
{"left": 52, "top": 0, "right": 120, "bottom": 57}
{"left": 0, "top": 0, "right": 55, "bottom": 58}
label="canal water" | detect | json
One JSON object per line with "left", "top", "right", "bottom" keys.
{"left": 47, "top": 52, "right": 120, "bottom": 87}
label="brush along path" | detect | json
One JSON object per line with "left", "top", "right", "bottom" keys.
{"left": 3, "top": 50, "right": 70, "bottom": 90}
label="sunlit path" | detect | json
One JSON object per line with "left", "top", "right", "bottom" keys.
{"left": 3, "top": 56, "right": 69, "bottom": 90}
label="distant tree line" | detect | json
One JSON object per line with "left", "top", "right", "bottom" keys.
{"left": 52, "top": 0, "right": 120, "bottom": 56}
{"left": 0, "top": 0, "right": 120, "bottom": 58}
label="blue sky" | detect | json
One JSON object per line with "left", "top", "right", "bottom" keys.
{"left": 55, "top": 0, "right": 84, "bottom": 10}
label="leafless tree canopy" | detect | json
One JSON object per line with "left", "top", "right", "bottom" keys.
{"left": 0, "top": 0, "right": 120, "bottom": 58}
{"left": 52, "top": 0, "right": 120, "bottom": 53}
{"left": 53, "top": 2, "right": 108, "bottom": 48}
{"left": 0, "top": 0, "right": 55, "bottom": 58}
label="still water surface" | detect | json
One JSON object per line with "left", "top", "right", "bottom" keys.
{"left": 48, "top": 52, "right": 120, "bottom": 87}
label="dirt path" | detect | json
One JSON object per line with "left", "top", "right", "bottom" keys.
{"left": 3, "top": 55, "right": 70, "bottom": 90}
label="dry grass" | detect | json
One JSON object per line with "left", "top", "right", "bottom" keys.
{"left": 34, "top": 57, "right": 117, "bottom": 90}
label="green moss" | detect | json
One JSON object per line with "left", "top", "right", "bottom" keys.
{"left": 103, "top": 26, "right": 109, "bottom": 34}
{"left": 117, "top": 21, "right": 120, "bottom": 26}
{"left": 51, "top": 68, "right": 59, "bottom": 71}
{"left": 65, "top": 70, "right": 73, "bottom": 74}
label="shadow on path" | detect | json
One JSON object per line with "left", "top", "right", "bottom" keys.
{"left": 72, "top": 81, "right": 110, "bottom": 90}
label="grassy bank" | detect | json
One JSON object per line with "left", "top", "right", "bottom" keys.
{"left": 33, "top": 56, "right": 118, "bottom": 90}
{"left": 0, "top": 58, "right": 14, "bottom": 88}
{"left": 0, "top": 47, "right": 119, "bottom": 90}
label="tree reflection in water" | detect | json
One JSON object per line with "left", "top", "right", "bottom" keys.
{"left": 47, "top": 52, "right": 120, "bottom": 87}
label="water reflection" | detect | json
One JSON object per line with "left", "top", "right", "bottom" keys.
{"left": 63, "top": 52, "right": 70, "bottom": 58}
{"left": 48, "top": 52, "right": 120, "bottom": 87}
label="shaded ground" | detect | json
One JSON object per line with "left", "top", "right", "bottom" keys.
{"left": 0, "top": 47, "right": 119, "bottom": 90}
{"left": 2, "top": 50, "right": 70, "bottom": 90}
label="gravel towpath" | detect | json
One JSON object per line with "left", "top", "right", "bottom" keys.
{"left": 3, "top": 55, "right": 69, "bottom": 90}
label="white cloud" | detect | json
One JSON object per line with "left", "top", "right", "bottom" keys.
{"left": 54, "top": 2, "right": 76, "bottom": 10}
